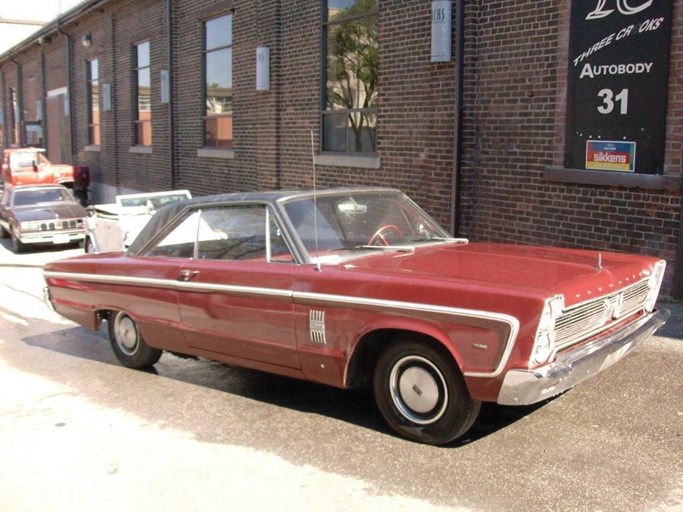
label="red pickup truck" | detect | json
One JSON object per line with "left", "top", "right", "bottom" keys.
{"left": 2, "top": 148, "right": 89, "bottom": 204}
{"left": 2, "top": 148, "right": 80, "bottom": 188}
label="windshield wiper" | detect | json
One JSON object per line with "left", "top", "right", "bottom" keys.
{"left": 412, "top": 237, "right": 469, "bottom": 244}
{"left": 354, "top": 245, "right": 415, "bottom": 253}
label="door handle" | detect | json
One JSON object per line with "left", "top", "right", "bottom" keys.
{"left": 178, "top": 269, "right": 199, "bottom": 282}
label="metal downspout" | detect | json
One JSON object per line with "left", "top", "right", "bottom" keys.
{"left": 39, "top": 38, "right": 48, "bottom": 153}
{"left": 7, "top": 54, "right": 23, "bottom": 147}
{"left": 275, "top": 0, "right": 282, "bottom": 189}
{"left": 56, "top": 22, "right": 75, "bottom": 162}
{"left": 167, "top": 0, "right": 176, "bottom": 188}
{"left": 674, "top": 195, "right": 683, "bottom": 299}
{"left": 0, "top": 70, "right": 5, "bottom": 149}
{"left": 108, "top": 12, "right": 119, "bottom": 192}
{"left": 450, "top": 0, "right": 465, "bottom": 236}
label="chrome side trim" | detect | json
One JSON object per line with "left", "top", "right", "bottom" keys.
{"left": 42, "top": 271, "right": 293, "bottom": 298}
{"left": 179, "top": 280, "right": 292, "bottom": 298}
{"left": 43, "top": 270, "right": 520, "bottom": 378}
{"left": 44, "top": 271, "right": 178, "bottom": 290}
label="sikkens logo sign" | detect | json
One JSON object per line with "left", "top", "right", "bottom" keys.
{"left": 564, "top": 0, "right": 672, "bottom": 173}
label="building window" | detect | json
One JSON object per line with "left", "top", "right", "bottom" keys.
{"left": 24, "top": 77, "right": 43, "bottom": 147}
{"left": 322, "top": 0, "right": 378, "bottom": 154}
{"left": 86, "top": 59, "right": 100, "bottom": 146}
{"left": 134, "top": 41, "right": 152, "bottom": 146}
{"left": 203, "top": 14, "right": 233, "bottom": 149}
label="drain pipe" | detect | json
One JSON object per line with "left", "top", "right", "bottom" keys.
{"left": 56, "top": 21, "right": 76, "bottom": 162}
{"left": 39, "top": 37, "right": 48, "bottom": 152}
{"left": 167, "top": 0, "right": 176, "bottom": 188}
{"left": 0, "top": 70, "right": 5, "bottom": 146}
{"left": 7, "top": 53, "right": 24, "bottom": 147}
{"left": 450, "top": 0, "right": 465, "bottom": 236}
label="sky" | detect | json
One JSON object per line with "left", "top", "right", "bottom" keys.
{"left": 0, "top": 0, "right": 85, "bottom": 54}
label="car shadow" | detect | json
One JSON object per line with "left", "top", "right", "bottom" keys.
{"left": 21, "top": 323, "right": 549, "bottom": 447}
{"left": 0, "top": 236, "right": 81, "bottom": 256}
{"left": 653, "top": 301, "right": 683, "bottom": 340}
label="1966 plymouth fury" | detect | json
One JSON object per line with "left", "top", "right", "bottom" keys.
{"left": 43, "top": 188, "right": 668, "bottom": 444}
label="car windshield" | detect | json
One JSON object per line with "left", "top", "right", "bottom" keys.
{"left": 282, "top": 190, "right": 454, "bottom": 262}
{"left": 13, "top": 188, "right": 70, "bottom": 207}
{"left": 117, "top": 191, "right": 191, "bottom": 212}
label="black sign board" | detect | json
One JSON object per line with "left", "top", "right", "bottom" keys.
{"left": 565, "top": 1, "right": 673, "bottom": 173}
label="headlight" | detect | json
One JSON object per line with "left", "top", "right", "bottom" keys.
{"left": 20, "top": 221, "right": 41, "bottom": 231}
{"left": 644, "top": 260, "right": 666, "bottom": 312}
{"left": 531, "top": 295, "right": 564, "bottom": 367}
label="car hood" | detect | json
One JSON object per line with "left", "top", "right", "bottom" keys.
{"left": 347, "top": 242, "right": 660, "bottom": 307}
{"left": 14, "top": 204, "right": 85, "bottom": 221}
{"left": 48, "top": 164, "right": 75, "bottom": 175}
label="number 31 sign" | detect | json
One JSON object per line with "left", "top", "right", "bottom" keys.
{"left": 564, "top": 0, "right": 672, "bottom": 174}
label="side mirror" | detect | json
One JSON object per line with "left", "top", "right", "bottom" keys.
{"left": 32, "top": 161, "right": 39, "bottom": 173}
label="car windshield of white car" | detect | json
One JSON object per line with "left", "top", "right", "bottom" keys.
{"left": 282, "top": 191, "right": 451, "bottom": 258}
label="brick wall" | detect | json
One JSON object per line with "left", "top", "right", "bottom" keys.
{"left": 458, "top": 0, "right": 682, "bottom": 295}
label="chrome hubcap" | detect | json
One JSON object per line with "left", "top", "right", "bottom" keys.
{"left": 114, "top": 314, "right": 138, "bottom": 355}
{"left": 389, "top": 356, "right": 448, "bottom": 425}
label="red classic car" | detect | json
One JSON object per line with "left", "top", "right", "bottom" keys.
{"left": 43, "top": 188, "right": 668, "bottom": 444}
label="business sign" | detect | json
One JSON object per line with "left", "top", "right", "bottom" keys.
{"left": 256, "top": 46, "right": 270, "bottom": 91}
{"left": 565, "top": 0, "right": 673, "bottom": 173}
{"left": 586, "top": 140, "right": 635, "bottom": 172}
{"left": 431, "top": 0, "right": 452, "bottom": 63}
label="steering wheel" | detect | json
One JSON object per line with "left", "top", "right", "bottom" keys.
{"left": 368, "top": 224, "right": 403, "bottom": 246}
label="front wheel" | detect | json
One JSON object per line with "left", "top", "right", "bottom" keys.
{"left": 10, "top": 228, "right": 25, "bottom": 253}
{"left": 108, "top": 311, "right": 162, "bottom": 368}
{"left": 373, "top": 338, "right": 481, "bottom": 445}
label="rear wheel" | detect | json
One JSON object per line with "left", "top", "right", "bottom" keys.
{"left": 373, "top": 337, "right": 481, "bottom": 445}
{"left": 108, "top": 311, "right": 162, "bottom": 368}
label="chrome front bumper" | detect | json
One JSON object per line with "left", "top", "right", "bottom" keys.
{"left": 497, "top": 309, "right": 669, "bottom": 405}
{"left": 19, "top": 231, "right": 84, "bottom": 245}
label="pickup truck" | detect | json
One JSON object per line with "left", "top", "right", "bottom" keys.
{"left": 1, "top": 148, "right": 89, "bottom": 202}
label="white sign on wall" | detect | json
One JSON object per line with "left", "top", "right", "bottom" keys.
{"left": 431, "top": 0, "right": 453, "bottom": 63}
{"left": 256, "top": 46, "right": 270, "bottom": 91}
{"left": 102, "top": 83, "right": 111, "bottom": 111}
{"left": 160, "top": 70, "right": 170, "bottom": 104}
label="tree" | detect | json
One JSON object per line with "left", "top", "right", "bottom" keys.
{"left": 326, "top": 0, "right": 378, "bottom": 151}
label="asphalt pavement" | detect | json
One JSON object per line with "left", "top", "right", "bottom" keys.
{"left": 0, "top": 240, "right": 681, "bottom": 512}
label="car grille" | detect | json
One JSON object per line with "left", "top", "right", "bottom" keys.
{"left": 555, "top": 279, "right": 650, "bottom": 348}
{"left": 32, "top": 219, "right": 83, "bottom": 231}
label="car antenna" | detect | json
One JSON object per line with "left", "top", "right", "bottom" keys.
{"left": 311, "top": 130, "right": 322, "bottom": 272}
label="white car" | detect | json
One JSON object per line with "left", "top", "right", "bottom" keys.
{"left": 84, "top": 190, "right": 191, "bottom": 253}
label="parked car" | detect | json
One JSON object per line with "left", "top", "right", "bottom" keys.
{"left": 84, "top": 190, "right": 191, "bottom": 253}
{"left": 43, "top": 188, "right": 668, "bottom": 444}
{"left": 0, "top": 184, "right": 86, "bottom": 253}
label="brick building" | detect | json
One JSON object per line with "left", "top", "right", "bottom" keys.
{"left": 1, "top": 0, "right": 682, "bottom": 297}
